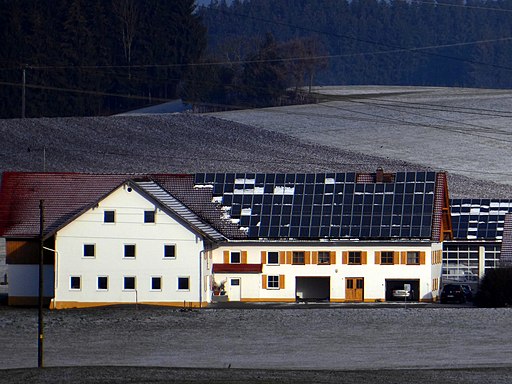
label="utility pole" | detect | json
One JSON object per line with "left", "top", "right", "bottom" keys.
{"left": 38, "top": 199, "right": 45, "bottom": 368}
{"left": 21, "top": 66, "right": 26, "bottom": 119}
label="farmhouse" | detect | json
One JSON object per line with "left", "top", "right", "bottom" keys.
{"left": 0, "top": 169, "right": 451, "bottom": 308}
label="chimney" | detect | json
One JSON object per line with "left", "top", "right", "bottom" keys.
{"left": 376, "top": 167, "right": 384, "bottom": 183}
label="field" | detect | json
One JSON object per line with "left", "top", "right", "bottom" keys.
{"left": 1, "top": 305, "right": 512, "bottom": 383}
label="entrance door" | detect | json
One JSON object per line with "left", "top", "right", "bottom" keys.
{"left": 345, "top": 278, "right": 364, "bottom": 302}
{"left": 228, "top": 278, "right": 241, "bottom": 301}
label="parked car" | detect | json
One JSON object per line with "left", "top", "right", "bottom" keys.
{"left": 440, "top": 284, "right": 472, "bottom": 304}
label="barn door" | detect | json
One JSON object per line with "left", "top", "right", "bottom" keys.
{"left": 346, "top": 278, "right": 364, "bottom": 302}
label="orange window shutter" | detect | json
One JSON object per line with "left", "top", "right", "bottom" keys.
{"left": 286, "top": 251, "right": 292, "bottom": 264}
{"left": 362, "top": 251, "right": 367, "bottom": 265}
{"left": 393, "top": 252, "right": 399, "bottom": 265}
{"left": 401, "top": 251, "right": 407, "bottom": 265}
{"left": 342, "top": 251, "right": 348, "bottom": 264}
{"left": 312, "top": 251, "right": 318, "bottom": 264}
{"left": 330, "top": 251, "right": 336, "bottom": 265}
{"left": 279, "top": 251, "right": 286, "bottom": 264}
{"left": 223, "top": 250, "right": 230, "bottom": 264}
{"left": 375, "top": 251, "right": 381, "bottom": 265}
{"left": 241, "top": 251, "right": 248, "bottom": 264}
{"left": 420, "top": 251, "right": 426, "bottom": 265}
{"left": 262, "top": 274, "right": 267, "bottom": 289}
{"left": 279, "top": 275, "right": 285, "bottom": 289}
{"left": 261, "top": 251, "right": 267, "bottom": 264}
{"left": 305, "top": 251, "right": 311, "bottom": 264}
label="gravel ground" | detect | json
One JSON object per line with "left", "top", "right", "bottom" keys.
{"left": 1, "top": 305, "right": 512, "bottom": 382}
{"left": 1, "top": 112, "right": 512, "bottom": 198}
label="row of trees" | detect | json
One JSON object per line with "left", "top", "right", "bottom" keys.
{"left": 201, "top": 0, "right": 512, "bottom": 89}
{"left": 0, "top": 0, "right": 206, "bottom": 118}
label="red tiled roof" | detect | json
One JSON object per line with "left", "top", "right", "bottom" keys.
{"left": 0, "top": 172, "right": 129, "bottom": 238}
{"left": 212, "top": 263, "right": 263, "bottom": 273}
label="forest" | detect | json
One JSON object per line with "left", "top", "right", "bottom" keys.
{"left": 1, "top": 0, "right": 512, "bottom": 118}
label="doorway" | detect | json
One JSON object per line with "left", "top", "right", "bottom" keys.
{"left": 295, "top": 277, "right": 330, "bottom": 301}
{"left": 228, "top": 278, "right": 241, "bottom": 301}
{"left": 345, "top": 277, "right": 364, "bottom": 302}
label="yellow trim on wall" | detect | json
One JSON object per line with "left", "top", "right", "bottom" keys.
{"left": 50, "top": 301, "right": 208, "bottom": 310}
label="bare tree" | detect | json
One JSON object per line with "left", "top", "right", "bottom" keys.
{"left": 113, "top": 0, "right": 138, "bottom": 77}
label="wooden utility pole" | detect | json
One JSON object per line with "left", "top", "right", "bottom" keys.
{"left": 38, "top": 199, "right": 44, "bottom": 368}
{"left": 21, "top": 66, "right": 26, "bottom": 119}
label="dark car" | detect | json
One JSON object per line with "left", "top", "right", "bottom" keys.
{"left": 440, "top": 284, "right": 471, "bottom": 304}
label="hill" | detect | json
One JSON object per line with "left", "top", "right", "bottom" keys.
{"left": 1, "top": 102, "right": 511, "bottom": 198}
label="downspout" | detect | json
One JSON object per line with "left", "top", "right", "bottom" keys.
{"left": 199, "top": 248, "right": 205, "bottom": 308}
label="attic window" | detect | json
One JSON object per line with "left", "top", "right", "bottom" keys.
{"left": 144, "top": 210, "right": 155, "bottom": 223}
{"left": 104, "top": 210, "right": 115, "bottom": 223}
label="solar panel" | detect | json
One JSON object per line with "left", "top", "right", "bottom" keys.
{"left": 199, "top": 171, "right": 440, "bottom": 240}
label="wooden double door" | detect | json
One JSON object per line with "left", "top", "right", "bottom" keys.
{"left": 345, "top": 277, "right": 364, "bottom": 302}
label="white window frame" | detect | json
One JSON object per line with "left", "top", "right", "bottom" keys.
{"left": 144, "top": 210, "right": 156, "bottom": 224}
{"left": 70, "top": 275, "right": 81, "bottom": 291}
{"left": 267, "top": 275, "right": 280, "bottom": 290}
{"left": 124, "top": 244, "right": 136, "bottom": 258}
{"left": 103, "top": 210, "right": 115, "bottom": 224}
{"left": 177, "top": 276, "right": 190, "bottom": 291}
{"left": 151, "top": 276, "right": 162, "bottom": 291}
{"left": 164, "top": 244, "right": 176, "bottom": 259}
{"left": 97, "top": 276, "right": 108, "bottom": 291}
{"left": 83, "top": 243, "right": 96, "bottom": 258}
{"left": 230, "top": 251, "right": 241, "bottom": 264}
{"left": 267, "top": 251, "right": 279, "bottom": 265}
{"left": 123, "top": 276, "right": 136, "bottom": 291}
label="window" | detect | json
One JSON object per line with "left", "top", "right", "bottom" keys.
{"left": 230, "top": 251, "right": 241, "bottom": 264}
{"left": 83, "top": 244, "right": 95, "bottom": 258}
{"left": 97, "top": 276, "right": 108, "bottom": 290}
{"left": 348, "top": 251, "right": 361, "bottom": 265}
{"left": 144, "top": 210, "right": 155, "bottom": 223}
{"left": 124, "top": 276, "right": 136, "bottom": 290}
{"left": 318, "top": 251, "right": 330, "bottom": 264}
{"left": 70, "top": 276, "right": 81, "bottom": 290}
{"left": 151, "top": 277, "right": 162, "bottom": 291}
{"left": 267, "top": 251, "right": 279, "bottom": 265}
{"left": 267, "top": 275, "right": 279, "bottom": 289}
{"left": 104, "top": 210, "right": 115, "bottom": 223}
{"left": 164, "top": 244, "right": 176, "bottom": 258}
{"left": 293, "top": 251, "right": 305, "bottom": 265}
{"left": 407, "top": 251, "right": 420, "bottom": 265}
{"left": 178, "top": 277, "right": 190, "bottom": 291}
{"left": 124, "top": 244, "right": 136, "bottom": 258}
{"left": 381, "top": 251, "right": 394, "bottom": 265}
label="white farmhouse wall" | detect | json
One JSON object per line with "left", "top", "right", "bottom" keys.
{"left": 53, "top": 184, "right": 208, "bottom": 309}
{"left": 213, "top": 243, "right": 441, "bottom": 303}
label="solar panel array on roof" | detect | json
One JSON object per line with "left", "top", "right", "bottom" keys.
{"left": 195, "top": 172, "right": 437, "bottom": 240}
{"left": 450, "top": 199, "right": 512, "bottom": 240}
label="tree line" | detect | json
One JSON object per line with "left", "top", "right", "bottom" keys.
{"left": 2, "top": 0, "right": 512, "bottom": 118}
{"left": 200, "top": 0, "right": 512, "bottom": 90}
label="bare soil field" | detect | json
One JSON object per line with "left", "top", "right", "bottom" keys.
{"left": 1, "top": 305, "right": 512, "bottom": 383}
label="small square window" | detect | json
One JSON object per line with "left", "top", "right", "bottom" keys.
{"left": 124, "top": 244, "right": 136, "bottom": 258}
{"left": 124, "top": 276, "right": 136, "bottom": 290}
{"left": 97, "top": 276, "right": 108, "bottom": 290}
{"left": 407, "top": 251, "right": 420, "bottom": 265}
{"left": 70, "top": 276, "right": 81, "bottom": 290}
{"left": 318, "top": 251, "right": 330, "bottom": 264}
{"left": 348, "top": 251, "right": 361, "bottom": 265}
{"left": 178, "top": 277, "right": 190, "bottom": 291}
{"left": 164, "top": 245, "right": 176, "bottom": 258}
{"left": 267, "top": 275, "right": 279, "bottom": 289}
{"left": 144, "top": 210, "right": 155, "bottom": 223}
{"left": 381, "top": 251, "right": 394, "bottom": 265}
{"left": 230, "top": 251, "right": 241, "bottom": 264}
{"left": 293, "top": 251, "right": 305, "bottom": 265}
{"left": 83, "top": 244, "right": 95, "bottom": 257}
{"left": 104, "top": 210, "right": 115, "bottom": 223}
{"left": 267, "top": 252, "right": 279, "bottom": 265}
{"left": 151, "top": 277, "right": 162, "bottom": 290}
